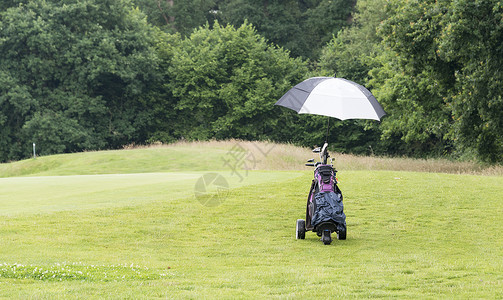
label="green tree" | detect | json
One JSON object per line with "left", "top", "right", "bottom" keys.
{"left": 170, "top": 0, "right": 219, "bottom": 36}
{"left": 437, "top": 0, "right": 503, "bottom": 162}
{"left": 219, "top": 0, "right": 306, "bottom": 57}
{"left": 303, "top": 0, "right": 354, "bottom": 58}
{"left": 319, "top": 0, "right": 388, "bottom": 83}
{"left": 130, "top": 0, "right": 173, "bottom": 29}
{"left": 0, "top": 0, "right": 20, "bottom": 11}
{"left": 0, "top": 0, "right": 161, "bottom": 161}
{"left": 317, "top": 0, "right": 390, "bottom": 155}
{"left": 0, "top": 71, "right": 36, "bottom": 160}
{"left": 218, "top": 0, "right": 353, "bottom": 59}
{"left": 364, "top": 0, "right": 455, "bottom": 157}
{"left": 164, "top": 21, "right": 308, "bottom": 141}
{"left": 144, "top": 31, "right": 181, "bottom": 143}
{"left": 365, "top": 0, "right": 502, "bottom": 162}
{"left": 132, "top": 0, "right": 219, "bottom": 35}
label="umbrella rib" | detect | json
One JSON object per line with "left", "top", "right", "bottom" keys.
{"left": 294, "top": 87, "right": 312, "bottom": 94}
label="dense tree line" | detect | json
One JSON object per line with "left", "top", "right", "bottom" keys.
{"left": 320, "top": 0, "right": 503, "bottom": 163}
{"left": 132, "top": 0, "right": 354, "bottom": 59}
{"left": 1, "top": 0, "right": 502, "bottom": 163}
{"left": 1, "top": 0, "right": 162, "bottom": 160}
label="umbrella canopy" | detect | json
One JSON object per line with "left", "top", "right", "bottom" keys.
{"left": 275, "top": 77, "right": 386, "bottom": 121}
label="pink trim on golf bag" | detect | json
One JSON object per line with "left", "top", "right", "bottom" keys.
{"left": 315, "top": 164, "right": 336, "bottom": 193}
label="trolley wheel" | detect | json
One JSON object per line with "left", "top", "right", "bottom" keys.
{"left": 337, "top": 228, "right": 347, "bottom": 240}
{"left": 296, "top": 219, "right": 306, "bottom": 240}
{"left": 321, "top": 230, "right": 332, "bottom": 245}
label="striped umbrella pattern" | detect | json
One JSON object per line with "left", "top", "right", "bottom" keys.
{"left": 275, "top": 77, "right": 386, "bottom": 121}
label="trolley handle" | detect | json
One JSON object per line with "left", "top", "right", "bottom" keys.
{"left": 306, "top": 143, "right": 331, "bottom": 167}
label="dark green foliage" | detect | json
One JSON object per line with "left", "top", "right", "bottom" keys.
{"left": 319, "top": 0, "right": 502, "bottom": 162}
{"left": 132, "top": 0, "right": 219, "bottom": 35}
{"left": 2, "top": 0, "right": 503, "bottom": 164}
{"left": 319, "top": 0, "right": 388, "bottom": 83}
{"left": 218, "top": 0, "right": 353, "bottom": 59}
{"left": 132, "top": 0, "right": 354, "bottom": 60}
{"left": 219, "top": 0, "right": 309, "bottom": 58}
{"left": 437, "top": 0, "right": 503, "bottom": 163}
{"left": 370, "top": 0, "right": 502, "bottom": 162}
{"left": 164, "top": 21, "right": 308, "bottom": 141}
{"left": 0, "top": 0, "right": 22, "bottom": 11}
{"left": 0, "top": 0, "right": 161, "bottom": 161}
{"left": 369, "top": 0, "right": 455, "bottom": 157}
{"left": 317, "top": 0, "right": 388, "bottom": 156}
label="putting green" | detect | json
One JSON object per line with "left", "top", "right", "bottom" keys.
{"left": 0, "top": 171, "right": 302, "bottom": 215}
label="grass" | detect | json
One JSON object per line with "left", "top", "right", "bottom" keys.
{"left": 3, "top": 140, "right": 503, "bottom": 177}
{"left": 0, "top": 141, "right": 502, "bottom": 298}
{"left": 0, "top": 171, "right": 303, "bottom": 215}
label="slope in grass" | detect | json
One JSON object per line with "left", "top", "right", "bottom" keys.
{"left": 0, "top": 147, "right": 230, "bottom": 177}
{"left": 2, "top": 140, "right": 502, "bottom": 177}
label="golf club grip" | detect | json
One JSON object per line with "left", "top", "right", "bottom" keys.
{"left": 305, "top": 163, "right": 315, "bottom": 167}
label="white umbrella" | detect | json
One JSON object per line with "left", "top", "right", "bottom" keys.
{"left": 275, "top": 76, "right": 385, "bottom": 121}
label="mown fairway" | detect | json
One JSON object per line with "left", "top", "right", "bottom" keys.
{"left": 0, "top": 143, "right": 502, "bottom": 298}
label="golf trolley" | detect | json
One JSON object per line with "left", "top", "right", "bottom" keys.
{"left": 275, "top": 76, "right": 385, "bottom": 245}
{"left": 296, "top": 142, "right": 347, "bottom": 245}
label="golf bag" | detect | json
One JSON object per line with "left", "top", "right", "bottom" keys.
{"left": 306, "top": 165, "right": 346, "bottom": 234}
{"left": 296, "top": 143, "right": 347, "bottom": 245}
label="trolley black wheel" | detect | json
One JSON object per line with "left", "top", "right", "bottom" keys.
{"left": 296, "top": 219, "right": 306, "bottom": 240}
{"left": 321, "top": 230, "right": 332, "bottom": 245}
{"left": 337, "top": 228, "right": 346, "bottom": 240}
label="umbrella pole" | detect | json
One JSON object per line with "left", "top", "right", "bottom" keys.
{"left": 325, "top": 117, "right": 330, "bottom": 143}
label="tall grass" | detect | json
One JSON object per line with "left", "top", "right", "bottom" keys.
{"left": 160, "top": 140, "right": 503, "bottom": 176}
{"left": 1, "top": 140, "right": 502, "bottom": 178}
